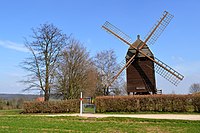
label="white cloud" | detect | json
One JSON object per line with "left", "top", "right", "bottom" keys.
{"left": 0, "top": 40, "right": 29, "bottom": 53}
{"left": 174, "top": 61, "right": 200, "bottom": 74}
{"left": 171, "top": 56, "right": 184, "bottom": 63}
{"left": 86, "top": 38, "right": 91, "bottom": 44}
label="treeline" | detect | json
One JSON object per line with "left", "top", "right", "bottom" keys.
{"left": 21, "top": 23, "right": 126, "bottom": 101}
{"left": 0, "top": 98, "right": 26, "bottom": 110}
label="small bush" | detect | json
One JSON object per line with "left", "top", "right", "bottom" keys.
{"left": 95, "top": 94, "right": 200, "bottom": 113}
{"left": 191, "top": 94, "right": 200, "bottom": 112}
{"left": 23, "top": 99, "right": 79, "bottom": 113}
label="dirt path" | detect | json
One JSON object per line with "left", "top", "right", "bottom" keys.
{"left": 47, "top": 113, "right": 200, "bottom": 121}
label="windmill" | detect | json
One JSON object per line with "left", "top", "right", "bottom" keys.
{"left": 102, "top": 11, "right": 184, "bottom": 95}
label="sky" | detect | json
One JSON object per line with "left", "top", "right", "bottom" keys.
{"left": 0, "top": 0, "right": 200, "bottom": 94}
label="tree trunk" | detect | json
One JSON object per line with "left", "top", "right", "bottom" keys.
{"left": 44, "top": 89, "right": 49, "bottom": 101}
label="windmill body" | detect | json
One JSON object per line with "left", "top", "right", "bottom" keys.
{"left": 126, "top": 36, "right": 156, "bottom": 94}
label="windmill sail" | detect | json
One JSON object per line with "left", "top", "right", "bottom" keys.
{"left": 154, "top": 57, "right": 184, "bottom": 86}
{"left": 144, "top": 11, "right": 174, "bottom": 46}
{"left": 102, "top": 21, "right": 137, "bottom": 87}
{"left": 102, "top": 21, "right": 133, "bottom": 46}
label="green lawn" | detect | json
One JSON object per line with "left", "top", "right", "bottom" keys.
{"left": 0, "top": 110, "right": 200, "bottom": 132}
{"left": 0, "top": 109, "right": 23, "bottom": 115}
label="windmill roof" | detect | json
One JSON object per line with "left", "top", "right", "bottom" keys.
{"left": 126, "top": 38, "right": 154, "bottom": 59}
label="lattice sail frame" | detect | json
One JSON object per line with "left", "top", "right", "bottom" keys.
{"left": 102, "top": 11, "right": 184, "bottom": 88}
{"left": 103, "top": 21, "right": 133, "bottom": 45}
{"left": 144, "top": 11, "right": 174, "bottom": 46}
{"left": 154, "top": 57, "right": 184, "bottom": 86}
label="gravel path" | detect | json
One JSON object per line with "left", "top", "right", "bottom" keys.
{"left": 47, "top": 113, "right": 200, "bottom": 121}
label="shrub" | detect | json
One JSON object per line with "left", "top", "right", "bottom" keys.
{"left": 95, "top": 94, "right": 199, "bottom": 113}
{"left": 23, "top": 99, "right": 79, "bottom": 113}
{"left": 191, "top": 94, "right": 200, "bottom": 112}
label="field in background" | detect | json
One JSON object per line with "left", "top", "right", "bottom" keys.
{"left": 0, "top": 110, "right": 200, "bottom": 132}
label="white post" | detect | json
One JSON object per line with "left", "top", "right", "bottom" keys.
{"left": 80, "top": 92, "right": 83, "bottom": 116}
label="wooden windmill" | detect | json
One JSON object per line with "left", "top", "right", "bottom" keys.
{"left": 102, "top": 11, "right": 184, "bottom": 94}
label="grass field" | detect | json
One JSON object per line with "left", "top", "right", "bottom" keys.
{"left": 0, "top": 110, "right": 200, "bottom": 132}
{"left": 0, "top": 109, "right": 23, "bottom": 115}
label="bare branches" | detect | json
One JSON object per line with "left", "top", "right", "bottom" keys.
{"left": 189, "top": 83, "right": 200, "bottom": 94}
{"left": 54, "top": 39, "right": 93, "bottom": 99}
{"left": 21, "top": 23, "right": 69, "bottom": 101}
{"left": 93, "top": 49, "right": 125, "bottom": 95}
{"left": 21, "top": 23, "right": 126, "bottom": 100}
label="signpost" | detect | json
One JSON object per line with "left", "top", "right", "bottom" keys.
{"left": 80, "top": 92, "right": 96, "bottom": 114}
{"left": 80, "top": 92, "right": 83, "bottom": 116}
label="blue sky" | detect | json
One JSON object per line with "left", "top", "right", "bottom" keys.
{"left": 0, "top": 0, "right": 199, "bottom": 94}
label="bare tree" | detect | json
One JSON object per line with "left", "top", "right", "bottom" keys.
{"left": 55, "top": 39, "right": 93, "bottom": 99}
{"left": 21, "top": 23, "right": 69, "bottom": 101}
{"left": 189, "top": 83, "right": 200, "bottom": 94}
{"left": 93, "top": 49, "right": 125, "bottom": 95}
{"left": 84, "top": 66, "right": 99, "bottom": 97}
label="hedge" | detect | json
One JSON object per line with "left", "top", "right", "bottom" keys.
{"left": 23, "top": 99, "right": 79, "bottom": 113}
{"left": 23, "top": 94, "right": 200, "bottom": 113}
{"left": 95, "top": 94, "right": 200, "bottom": 113}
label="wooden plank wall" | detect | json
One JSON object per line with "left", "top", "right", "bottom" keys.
{"left": 126, "top": 57, "right": 156, "bottom": 94}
